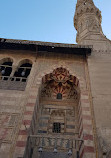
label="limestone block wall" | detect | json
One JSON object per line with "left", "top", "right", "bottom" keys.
{"left": 88, "top": 44, "right": 111, "bottom": 157}
{"left": 0, "top": 90, "right": 27, "bottom": 158}
{"left": 0, "top": 50, "right": 36, "bottom": 158}
{"left": 0, "top": 49, "right": 96, "bottom": 158}
{"left": 23, "top": 53, "right": 97, "bottom": 158}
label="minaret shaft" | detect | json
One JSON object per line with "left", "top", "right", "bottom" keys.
{"left": 74, "top": 0, "right": 103, "bottom": 44}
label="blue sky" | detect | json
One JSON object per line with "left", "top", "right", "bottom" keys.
{"left": 0, "top": 0, "right": 111, "bottom": 44}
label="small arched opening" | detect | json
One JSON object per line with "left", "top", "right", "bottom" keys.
{"left": 14, "top": 59, "right": 32, "bottom": 82}
{"left": 56, "top": 93, "right": 62, "bottom": 99}
{"left": 0, "top": 58, "right": 13, "bottom": 80}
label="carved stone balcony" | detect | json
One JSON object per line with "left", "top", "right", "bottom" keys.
{"left": 24, "top": 134, "right": 83, "bottom": 158}
{"left": 0, "top": 76, "right": 27, "bottom": 91}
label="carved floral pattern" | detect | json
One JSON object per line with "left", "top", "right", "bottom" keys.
{"left": 41, "top": 67, "right": 79, "bottom": 100}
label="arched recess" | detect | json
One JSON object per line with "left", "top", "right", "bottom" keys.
{"left": 14, "top": 59, "right": 32, "bottom": 82}
{"left": 26, "top": 67, "right": 84, "bottom": 158}
{"left": 0, "top": 57, "right": 13, "bottom": 79}
{"left": 41, "top": 67, "right": 80, "bottom": 100}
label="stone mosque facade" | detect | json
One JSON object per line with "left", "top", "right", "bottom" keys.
{"left": 0, "top": 0, "right": 111, "bottom": 158}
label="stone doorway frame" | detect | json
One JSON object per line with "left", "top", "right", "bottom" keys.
{"left": 13, "top": 65, "right": 96, "bottom": 158}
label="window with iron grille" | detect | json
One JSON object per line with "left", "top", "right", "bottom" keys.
{"left": 57, "top": 93, "right": 62, "bottom": 99}
{"left": 53, "top": 122, "right": 61, "bottom": 133}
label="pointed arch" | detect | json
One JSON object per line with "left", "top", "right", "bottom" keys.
{"left": 17, "top": 59, "right": 33, "bottom": 68}
{"left": 0, "top": 57, "right": 13, "bottom": 65}
{"left": 41, "top": 67, "right": 80, "bottom": 101}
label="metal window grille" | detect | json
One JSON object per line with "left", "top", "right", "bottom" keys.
{"left": 57, "top": 93, "right": 62, "bottom": 99}
{"left": 53, "top": 122, "right": 61, "bottom": 133}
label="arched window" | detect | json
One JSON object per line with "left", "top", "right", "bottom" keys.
{"left": 14, "top": 60, "right": 32, "bottom": 82}
{"left": 57, "top": 93, "right": 62, "bottom": 99}
{"left": 0, "top": 58, "right": 13, "bottom": 80}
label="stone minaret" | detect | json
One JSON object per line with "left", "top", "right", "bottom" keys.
{"left": 74, "top": 0, "right": 104, "bottom": 44}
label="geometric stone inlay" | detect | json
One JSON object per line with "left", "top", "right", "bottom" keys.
{"left": 0, "top": 113, "right": 19, "bottom": 142}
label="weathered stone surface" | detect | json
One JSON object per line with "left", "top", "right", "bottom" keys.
{"left": 0, "top": 0, "right": 110, "bottom": 158}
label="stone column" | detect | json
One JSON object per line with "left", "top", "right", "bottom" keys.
{"left": 10, "top": 65, "right": 18, "bottom": 77}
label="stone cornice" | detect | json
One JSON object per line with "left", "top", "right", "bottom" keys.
{"left": 0, "top": 38, "right": 92, "bottom": 49}
{"left": 0, "top": 38, "right": 92, "bottom": 56}
{"left": 92, "top": 50, "right": 111, "bottom": 57}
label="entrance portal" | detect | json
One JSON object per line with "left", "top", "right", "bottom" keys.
{"left": 25, "top": 67, "right": 83, "bottom": 158}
